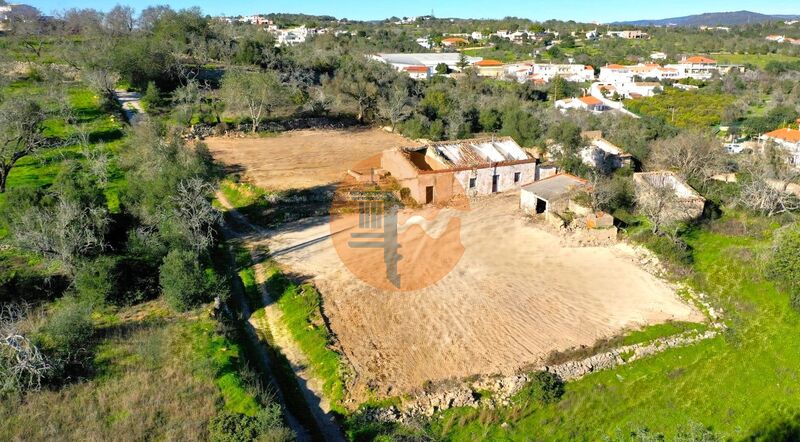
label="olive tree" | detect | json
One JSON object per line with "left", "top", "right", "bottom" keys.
{"left": 736, "top": 145, "right": 800, "bottom": 217}
{"left": 220, "top": 69, "right": 287, "bottom": 133}
{"left": 378, "top": 83, "right": 413, "bottom": 131}
{"left": 11, "top": 193, "right": 109, "bottom": 274}
{"left": 171, "top": 177, "right": 221, "bottom": 255}
{"left": 647, "top": 131, "right": 725, "bottom": 186}
{"left": 323, "top": 59, "right": 387, "bottom": 122}
{"left": 0, "top": 98, "right": 48, "bottom": 193}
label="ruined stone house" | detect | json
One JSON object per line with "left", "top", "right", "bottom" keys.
{"left": 633, "top": 171, "right": 706, "bottom": 222}
{"left": 381, "top": 137, "right": 537, "bottom": 204}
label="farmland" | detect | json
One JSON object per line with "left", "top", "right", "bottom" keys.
{"left": 204, "top": 128, "right": 418, "bottom": 190}
{"left": 209, "top": 131, "right": 705, "bottom": 403}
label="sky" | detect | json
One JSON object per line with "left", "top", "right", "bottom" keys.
{"left": 26, "top": 0, "right": 800, "bottom": 23}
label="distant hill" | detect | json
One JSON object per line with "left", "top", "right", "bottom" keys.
{"left": 614, "top": 10, "right": 799, "bottom": 27}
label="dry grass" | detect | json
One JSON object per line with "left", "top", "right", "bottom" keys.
{"left": 0, "top": 319, "right": 219, "bottom": 441}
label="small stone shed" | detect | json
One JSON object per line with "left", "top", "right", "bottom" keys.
{"left": 520, "top": 173, "right": 588, "bottom": 214}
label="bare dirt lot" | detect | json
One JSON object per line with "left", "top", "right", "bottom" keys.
{"left": 204, "top": 128, "right": 418, "bottom": 190}
{"left": 256, "top": 193, "right": 703, "bottom": 398}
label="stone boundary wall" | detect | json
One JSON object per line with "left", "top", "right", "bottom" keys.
{"left": 183, "top": 116, "right": 361, "bottom": 139}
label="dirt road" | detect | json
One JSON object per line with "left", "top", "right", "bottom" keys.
{"left": 113, "top": 89, "right": 144, "bottom": 124}
{"left": 218, "top": 192, "right": 345, "bottom": 442}
{"left": 257, "top": 192, "right": 703, "bottom": 398}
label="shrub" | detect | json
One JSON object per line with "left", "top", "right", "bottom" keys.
{"left": 142, "top": 81, "right": 161, "bottom": 109}
{"left": 790, "top": 290, "right": 800, "bottom": 313}
{"left": 159, "top": 249, "right": 208, "bottom": 311}
{"left": 207, "top": 407, "right": 291, "bottom": 442}
{"left": 73, "top": 257, "right": 118, "bottom": 305}
{"left": 528, "top": 371, "right": 565, "bottom": 405}
{"left": 768, "top": 224, "right": 800, "bottom": 298}
{"left": 37, "top": 300, "right": 93, "bottom": 357}
{"left": 674, "top": 420, "right": 722, "bottom": 442}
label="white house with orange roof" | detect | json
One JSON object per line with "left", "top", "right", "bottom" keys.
{"left": 599, "top": 63, "right": 680, "bottom": 84}
{"left": 473, "top": 59, "right": 506, "bottom": 78}
{"left": 441, "top": 37, "right": 469, "bottom": 48}
{"left": 666, "top": 56, "right": 719, "bottom": 80}
{"left": 760, "top": 127, "right": 800, "bottom": 167}
{"left": 555, "top": 96, "right": 608, "bottom": 113}
{"left": 403, "top": 65, "right": 431, "bottom": 80}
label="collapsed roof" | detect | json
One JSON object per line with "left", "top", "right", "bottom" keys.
{"left": 404, "top": 137, "right": 532, "bottom": 169}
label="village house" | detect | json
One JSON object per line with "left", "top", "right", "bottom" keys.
{"left": 441, "top": 37, "right": 469, "bottom": 48}
{"left": 599, "top": 63, "right": 679, "bottom": 84}
{"left": 370, "top": 53, "right": 482, "bottom": 73}
{"left": 403, "top": 65, "right": 432, "bottom": 80}
{"left": 633, "top": 172, "right": 706, "bottom": 222}
{"left": 665, "top": 56, "right": 719, "bottom": 80}
{"left": 381, "top": 137, "right": 537, "bottom": 204}
{"left": 504, "top": 63, "right": 535, "bottom": 82}
{"left": 492, "top": 30, "right": 532, "bottom": 44}
{"left": 238, "top": 15, "right": 272, "bottom": 25}
{"left": 267, "top": 25, "right": 319, "bottom": 46}
{"left": 473, "top": 59, "right": 506, "bottom": 78}
{"left": 555, "top": 96, "right": 608, "bottom": 113}
{"left": 530, "top": 63, "right": 595, "bottom": 82}
{"left": 760, "top": 127, "right": 800, "bottom": 167}
{"left": 608, "top": 30, "right": 648, "bottom": 39}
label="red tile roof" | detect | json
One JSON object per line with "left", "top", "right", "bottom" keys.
{"left": 475, "top": 59, "right": 504, "bottom": 67}
{"left": 579, "top": 96, "right": 603, "bottom": 106}
{"left": 686, "top": 56, "right": 716, "bottom": 64}
{"left": 765, "top": 128, "right": 800, "bottom": 143}
{"left": 404, "top": 65, "right": 429, "bottom": 73}
{"left": 605, "top": 64, "right": 627, "bottom": 69}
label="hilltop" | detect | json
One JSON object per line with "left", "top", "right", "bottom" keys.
{"left": 615, "top": 10, "right": 799, "bottom": 27}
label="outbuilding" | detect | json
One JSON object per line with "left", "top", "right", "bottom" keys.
{"left": 520, "top": 173, "right": 588, "bottom": 214}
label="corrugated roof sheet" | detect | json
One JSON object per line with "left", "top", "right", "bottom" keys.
{"left": 522, "top": 174, "right": 587, "bottom": 201}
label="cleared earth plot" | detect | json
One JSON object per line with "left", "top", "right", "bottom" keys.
{"left": 256, "top": 193, "right": 702, "bottom": 398}
{"left": 204, "top": 128, "right": 419, "bottom": 190}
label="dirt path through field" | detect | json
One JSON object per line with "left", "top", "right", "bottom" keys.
{"left": 217, "top": 192, "right": 345, "bottom": 442}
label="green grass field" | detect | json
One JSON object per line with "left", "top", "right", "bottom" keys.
{"left": 463, "top": 48, "right": 526, "bottom": 63}
{"left": 711, "top": 53, "right": 800, "bottom": 68}
{"left": 433, "top": 214, "right": 800, "bottom": 440}
{"left": 0, "top": 79, "right": 126, "bottom": 221}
